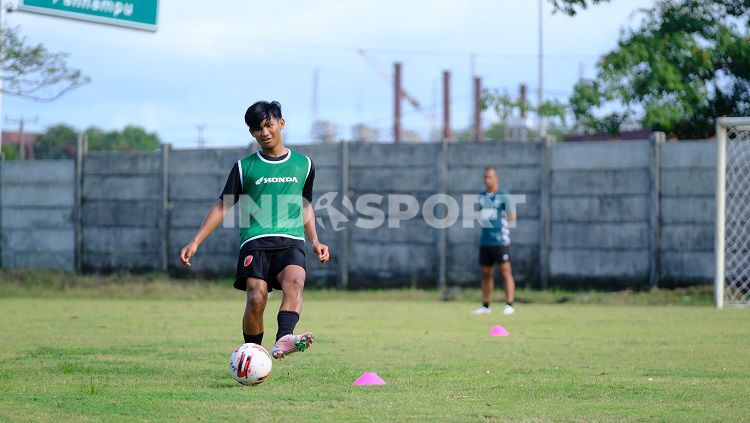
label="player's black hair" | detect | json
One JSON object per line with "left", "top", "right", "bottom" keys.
{"left": 484, "top": 166, "right": 498, "bottom": 174}
{"left": 244, "top": 101, "right": 283, "bottom": 131}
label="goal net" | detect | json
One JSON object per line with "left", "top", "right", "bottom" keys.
{"left": 716, "top": 117, "right": 750, "bottom": 308}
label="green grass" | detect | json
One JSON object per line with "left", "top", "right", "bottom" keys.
{"left": 0, "top": 273, "right": 748, "bottom": 421}
{"left": 0, "top": 269, "right": 715, "bottom": 305}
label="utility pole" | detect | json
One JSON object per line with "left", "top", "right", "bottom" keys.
{"left": 474, "top": 77, "right": 483, "bottom": 142}
{"left": 359, "top": 51, "right": 420, "bottom": 109}
{"left": 0, "top": 0, "right": 6, "bottom": 157}
{"left": 431, "top": 79, "right": 439, "bottom": 140}
{"left": 470, "top": 53, "right": 476, "bottom": 131}
{"left": 538, "top": 0, "right": 546, "bottom": 137}
{"left": 394, "top": 62, "right": 402, "bottom": 143}
{"left": 312, "top": 68, "right": 319, "bottom": 122}
{"left": 443, "top": 70, "right": 451, "bottom": 141}
{"left": 519, "top": 84, "right": 528, "bottom": 141}
{"left": 196, "top": 125, "right": 205, "bottom": 149}
{"left": 18, "top": 117, "right": 24, "bottom": 159}
{"left": 6, "top": 115, "right": 38, "bottom": 159}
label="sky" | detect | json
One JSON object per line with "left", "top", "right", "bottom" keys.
{"left": 3, "top": 0, "right": 655, "bottom": 148}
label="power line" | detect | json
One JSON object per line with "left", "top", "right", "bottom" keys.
{"left": 167, "top": 28, "right": 601, "bottom": 60}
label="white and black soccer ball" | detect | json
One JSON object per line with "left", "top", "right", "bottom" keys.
{"left": 229, "top": 343, "right": 272, "bottom": 386}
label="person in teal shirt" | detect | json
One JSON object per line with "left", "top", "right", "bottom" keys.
{"left": 472, "top": 166, "right": 517, "bottom": 315}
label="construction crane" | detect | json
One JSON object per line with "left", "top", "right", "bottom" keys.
{"left": 357, "top": 49, "right": 421, "bottom": 110}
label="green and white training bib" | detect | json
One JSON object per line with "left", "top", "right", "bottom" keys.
{"left": 236, "top": 149, "right": 311, "bottom": 247}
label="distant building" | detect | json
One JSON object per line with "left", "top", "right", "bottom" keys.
{"left": 351, "top": 124, "right": 379, "bottom": 142}
{"left": 2, "top": 131, "right": 38, "bottom": 159}
{"left": 427, "top": 127, "right": 443, "bottom": 142}
{"left": 400, "top": 129, "right": 422, "bottom": 143}
{"left": 311, "top": 120, "right": 339, "bottom": 143}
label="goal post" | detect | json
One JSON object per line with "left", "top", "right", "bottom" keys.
{"left": 715, "top": 117, "right": 750, "bottom": 309}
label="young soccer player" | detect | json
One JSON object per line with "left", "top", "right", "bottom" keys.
{"left": 472, "top": 166, "right": 516, "bottom": 315}
{"left": 179, "top": 100, "right": 329, "bottom": 360}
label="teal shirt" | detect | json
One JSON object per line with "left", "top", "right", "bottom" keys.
{"left": 479, "top": 189, "right": 515, "bottom": 247}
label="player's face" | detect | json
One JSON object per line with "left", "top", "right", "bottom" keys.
{"left": 251, "top": 117, "right": 285, "bottom": 149}
{"left": 484, "top": 170, "right": 498, "bottom": 190}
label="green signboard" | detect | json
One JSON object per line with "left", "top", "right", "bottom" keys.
{"left": 19, "top": 0, "right": 159, "bottom": 32}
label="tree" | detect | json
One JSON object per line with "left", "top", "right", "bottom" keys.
{"left": 548, "top": 0, "right": 611, "bottom": 16}
{"left": 2, "top": 26, "right": 89, "bottom": 101}
{"left": 480, "top": 89, "right": 569, "bottom": 140}
{"left": 567, "top": 0, "right": 750, "bottom": 138}
{"left": 33, "top": 125, "right": 161, "bottom": 159}
{"left": 85, "top": 126, "right": 160, "bottom": 151}
{"left": 33, "top": 124, "right": 78, "bottom": 159}
{"left": 1, "top": 142, "right": 19, "bottom": 160}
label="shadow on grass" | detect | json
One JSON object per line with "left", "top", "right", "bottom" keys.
{"left": 209, "top": 380, "right": 244, "bottom": 389}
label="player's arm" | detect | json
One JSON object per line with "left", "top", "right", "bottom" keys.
{"left": 304, "top": 202, "right": 329, "bottom": 264}
{"left": 503, "top": 191, "right": 517, "bottom": 222}
{"left": 179, "top": 200, "right": 229, "bottom": 267}
{"left": 302, "top": 162, "right": 329, "bottom": 264}
{"left": 180, "top": 164, "right": 241, "bottom": 267}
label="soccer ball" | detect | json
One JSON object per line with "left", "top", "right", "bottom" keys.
{"left": 229, "top": 343, "right": 272, "bottom": 386}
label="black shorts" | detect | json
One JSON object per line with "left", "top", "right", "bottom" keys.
{"left": 479, "top": 245, "right": 511, "bottom": 266}
{"left": 234, "top": 245, "right": 306, "bottom": 291}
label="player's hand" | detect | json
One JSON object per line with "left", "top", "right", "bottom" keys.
{"left": 180, "top": 242, "right": 198, "bottom": 267}
{"left": 311, "top": 241, "right": 329, "bottom": 264}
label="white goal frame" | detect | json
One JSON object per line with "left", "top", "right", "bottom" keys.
{"left": 715, "top": 117, "right": 750, "bottom": 309}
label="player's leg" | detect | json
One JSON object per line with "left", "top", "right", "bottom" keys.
{"left": 499, "top": 260, "right": 516, "bottom": 315}
{"left": 243, "top": 277, "right": 269, "bottom": 345}
{"left": 277, "top": 263, "right": 306, "bottom": 334}
{"left": 272, "top": 265, "right": 314, "bottom": 359}
{"left": 473, "top": 246, "right": 495, "bottom": 314}
{"left": 481, "top": 265, "right": 495, "bottom": 306}
{"left": 472, "top": 264, "right": 495, "bottom": 314}
{"left": 270, "top": 248, "right": 313, "bottom": 360}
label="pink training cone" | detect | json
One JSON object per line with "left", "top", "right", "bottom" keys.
{"left": 354, "top": 372, "right": 386, "bottom": 385}
{"left": 489, "top": 326, "right": 510, "bottom": 336}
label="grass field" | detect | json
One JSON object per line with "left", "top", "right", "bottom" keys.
{"left": 0, "top": 272, "right": 748, "bottom": 422}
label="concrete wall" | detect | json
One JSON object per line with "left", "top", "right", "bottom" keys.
{"left": 347, "top": 143, "right": 441, "bottom": 288}
{"left": 168, "top": 148, "right": 245, "bottom": 277}
{"left": 0, "top": 140, "right": 720, "bottom": 288}
{"left": 0, "top": 160, "right": 75, "bottom": 270}
{"left": 659, "top": 141, "right": 716, "bottom": 284}
{"left": 548, "top": 141, "right": 653, "bottom": 288}
{"left": 81, "top": 151, "right": 164, "bottom": 272}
